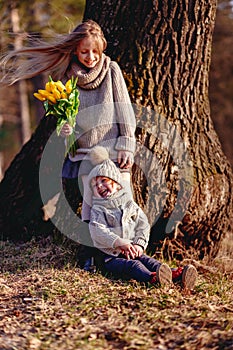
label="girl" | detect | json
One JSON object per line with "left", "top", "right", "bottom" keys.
{"left": 1, "top": 20, "right": 136, "bottom": 221}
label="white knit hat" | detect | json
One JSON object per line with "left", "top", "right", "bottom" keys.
{"left": 88, "top": 146, "right": 122, "bottom": 187}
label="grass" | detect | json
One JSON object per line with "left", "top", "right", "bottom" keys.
{"left": 0, "top": 234, "right": 233, "bottom": 350}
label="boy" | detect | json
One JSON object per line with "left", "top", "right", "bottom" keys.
{"left": 87, "top": 146, "right": 197, "bottom": 289}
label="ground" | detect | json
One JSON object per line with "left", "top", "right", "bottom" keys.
{"left": 0, "top": 234, "right": 233, "bottom": 350}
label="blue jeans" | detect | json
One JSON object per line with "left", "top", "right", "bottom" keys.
{"left": 104, "top": 254, "right": 161, "bottom": 282}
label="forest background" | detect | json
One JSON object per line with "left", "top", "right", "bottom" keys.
{"left": 0, "top": 1, "right": 233, "bottom": 349}
{"left": 0, "top": 0, "right": 233, "bottom": 179}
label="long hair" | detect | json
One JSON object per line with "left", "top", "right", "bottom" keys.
{"left": 0, "top": 20, "right": 107, "bottom": 85}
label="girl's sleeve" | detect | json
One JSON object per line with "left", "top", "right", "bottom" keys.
{"left": 111, "top": 61, "right": 136, "bottom": 153}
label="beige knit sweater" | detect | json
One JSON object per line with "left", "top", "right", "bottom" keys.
{"left": 66, "top": 54, "right": 136, "bottom": 162}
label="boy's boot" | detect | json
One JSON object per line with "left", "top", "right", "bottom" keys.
{"left": 150, "top": 263, "right": 172, "bottom": 286}
{"left": 172, "top": 264, "right": 197, "bottom": 290}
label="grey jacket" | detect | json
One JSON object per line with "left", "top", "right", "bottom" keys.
{"left": 89, "top": 190, "right": 150, "bottom": 257}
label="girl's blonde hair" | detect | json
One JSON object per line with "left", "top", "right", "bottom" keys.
{"left": 0, "top": 19, "right": 107, "bottom": 85}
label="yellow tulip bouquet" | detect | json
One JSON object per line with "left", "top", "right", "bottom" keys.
{"left": 34, "top": 76, "right": 80, "bottom": 156}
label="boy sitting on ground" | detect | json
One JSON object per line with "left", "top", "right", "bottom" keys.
{"left": 87, "top": 146, "right": 198, "bottom": 290}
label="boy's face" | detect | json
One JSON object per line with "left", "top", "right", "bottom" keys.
{"left": 91, "top": 176, "right": 121, "bottom": 199}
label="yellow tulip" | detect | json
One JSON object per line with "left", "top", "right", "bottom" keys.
{"left": 65, "top": 79, "right": 72, "bottom": 94}
{"left": 45, "top": 82, "right": 53, "bottom": 93}
{"left": 47, "top": 94, "right": 57, "bottom": 104}
{"left": 51, "top": 87, "right": 61, "bottom": 100}
{"left": 61, "top": 92, "right": 68, "bottom": 99}
{"left": 55, "top": 81, "right": 66, "bottom": 92}
{"left": 34, "top": 92, "right": 46, "bottom": 101}
{"left": 36, "top": 89, "right": 58, "bottom": 103}
{"left": 38, "top": 89, "right": 51, "bottom": 98}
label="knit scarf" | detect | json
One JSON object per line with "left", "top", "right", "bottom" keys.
{"left": 68, "top": 53, "right": 111, "bottom": 90}
{"left": 92, "top": 189, "right": 133, "bottom": 209}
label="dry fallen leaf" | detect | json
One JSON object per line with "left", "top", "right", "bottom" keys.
{"left": 42, "top": 192, "right": 60, "bottom": 221}
{"left": 27, "top": 337, "right": 42, "bottom": 350}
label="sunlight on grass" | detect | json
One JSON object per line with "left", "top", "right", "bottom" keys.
{"left": 0, "top": 236, "right": 233, "bottom": 349}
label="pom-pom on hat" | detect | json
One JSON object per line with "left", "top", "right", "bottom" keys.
{"left": 88, "top": 146, "right": 122, "bottom": 187}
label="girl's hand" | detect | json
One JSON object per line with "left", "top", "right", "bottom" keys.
{"left": 117, "top": 150, "right": 134, "bottom": 169}
{"left": 60, "top": 122, "right": 73, "bottom": 137}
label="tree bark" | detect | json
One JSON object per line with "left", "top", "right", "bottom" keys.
{"left": 0, "top": 115, "right": 59, "bottom": 241}
{"left": 83, "top": 0, "right": 233, "bottom": 260}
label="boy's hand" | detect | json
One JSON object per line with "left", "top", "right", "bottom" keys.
{"left": 114, "top": 238, "right": 141, "bottom": 259}
{"left": 117, "top": 150, "right": 134, "bottom": 169}
{"left": 119, "top": 243, "right": 137, "bottom": 259}
{"left": 132, "top": 244, "right": 144, "bottom": 257}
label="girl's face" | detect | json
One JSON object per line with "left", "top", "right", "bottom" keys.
{"left": 91, "top": 176, "right": 121, "bottom": 199}
{"left": 75, "top": 37, "right": 101, "bottom": 69}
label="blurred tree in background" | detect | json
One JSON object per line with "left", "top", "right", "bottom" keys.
{"left": 0, "top": 0, "right": 84, "bottom": 34}
{"left": 0, "top": 0, "right": 85, "bottom": 174}
{"left": 209, "top": 0, "right": 233, "bottom": 166}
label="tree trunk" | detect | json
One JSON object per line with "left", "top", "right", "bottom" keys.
{"left": 11, "top": 6, "right": 31, "bottom": 144}
{"left": 83, "top": 0, "right": 233, "bottom": 260}
{"left": 0, "top": 115, "right": 59, "bottom": 241}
